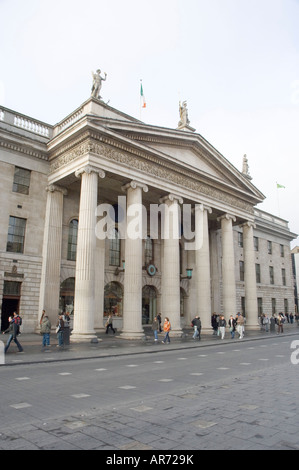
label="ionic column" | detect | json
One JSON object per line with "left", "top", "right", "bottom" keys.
{"left": 72, "top": 165, "right": 105, "bottom": 341}
{"left": 242, "top": 221, "right": 259, "bottom": 328}
{"left": 195, "top": 204, "right": 212, "bottom": 330}
{"left": 160, "top": 194, "right": 183, "bottom": 336}
{"left": 38, "top": 184, "right": 67, "bottom": 329}
{"left": 219, "top": 214, "right": 237, "bottom": 319}
{"left": 121, "top": 181, "right": 148, "bottom": 339}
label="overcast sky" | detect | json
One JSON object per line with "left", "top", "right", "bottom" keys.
{"left": 1, "top": 0, "right": 298, "bottom": 246}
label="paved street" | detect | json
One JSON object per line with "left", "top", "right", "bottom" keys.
{"left": 0, "top": 328, "right": 299, "bottom": 451}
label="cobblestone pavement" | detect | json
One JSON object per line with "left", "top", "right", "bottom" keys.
{"left": 0, "top": 325, "right": 299, "bottom": 451}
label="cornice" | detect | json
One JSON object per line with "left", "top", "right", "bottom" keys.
{"left": 0, "top": 135, "right": 48, "bottom": 161}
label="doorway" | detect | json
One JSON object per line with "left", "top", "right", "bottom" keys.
{"left": 142, "top": 286, "right": 157, "bottom": 325}
{"left": 1, "top": 298, "right": 19, "bottom": 331}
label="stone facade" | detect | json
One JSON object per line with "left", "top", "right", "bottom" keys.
{"left": 0, "top": 99, "right": 296, "bottom": 336}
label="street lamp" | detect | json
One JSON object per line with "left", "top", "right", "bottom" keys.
{"left": 181, "top": 268, "right": 193, "bottom": 280}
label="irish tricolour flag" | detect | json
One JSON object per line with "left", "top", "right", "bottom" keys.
{"left": 140, "top": 81, "right": 146, "bottom": 108}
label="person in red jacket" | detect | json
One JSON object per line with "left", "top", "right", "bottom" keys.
{"left": 162, "top": 317, "right": 171, "bottom": 344}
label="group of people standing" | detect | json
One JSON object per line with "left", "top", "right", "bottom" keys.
{"left": 211, "top": 312, "right": 245, "bottom": 340}
{"left": 40, "top": 310, "right": 71, "bottom": 349}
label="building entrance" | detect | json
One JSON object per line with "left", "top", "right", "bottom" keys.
{"left": 142, "top": 286, "right": 157, "bottom": 325}
{"left": 1, "top": 298, "right": 19, "bottom": 331}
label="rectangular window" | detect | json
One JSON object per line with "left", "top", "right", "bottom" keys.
{"left": 257, "top": 298, "right": 263, "bottom": 316}
{"left": 254, "top": 236, "right": 259, "bottom": 251}
{"left": 239, "top": 261, "right": 244, "bottom": 281}
{"left": 282, "top": 268, "right": 286, "bottom": 286}
{"left": 284, "top": 299, "right": 289, "bottom": 314}
{"left": 3, "top": 281, "right": 21, "bottom": 296}
{"left": 109, "top": 229, "right": 120, "bottom": 266}
{"left": 267, "top": 241, "right": 272, "bottom": 255}
{"left": 6, "top": 216, "right": 26, "bottom": 253}
{"left": 272, "top": 298, "right": 276, "bottom": 315}
{"left": 12, "top": 167, "right": 31, "bottom": 195}
{"left": 238, "top": 232, "right": 243, "bottom": 248}
{"left": 280, "top": 244, "right": 285, "bottom": 257}
{"left": 269, "top": 266, "right": 274, "bottom": 285}
{"left": 256, "top": 264, "right": 261, "bottom": 283}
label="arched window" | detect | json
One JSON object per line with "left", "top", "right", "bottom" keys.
{"left": 109, "top": 228, "right": 120, "bottom": 266}
{"left": 144, "top": 236, "right": 153, "bottom": 266}
{"left": 67, "top": 219, "right": 78, "bottom": 261}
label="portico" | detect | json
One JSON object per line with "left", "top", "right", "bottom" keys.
{"left": 34, "top": 96, "right": 267, "bottom": 340}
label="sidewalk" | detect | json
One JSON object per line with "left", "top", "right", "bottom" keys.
{"left": 1, "top": 323, "right": 299, "bottom": 366}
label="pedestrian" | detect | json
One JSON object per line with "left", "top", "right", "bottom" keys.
{"left": 236, "top": 313, "right": 245, "bottom": 339}
{"left": 105, "top": 314, "right": 115, "bottom": 334}
{"left": 277, "top": 313, "right": 284, "bottom": 334}
{"left": 63, "top": 311, "right": 71, "bottom": 345}
{"left": 40, "top": 314, "right": 51, "bottom": 349}
{"left": 56, "top": 315, "right": 65, "bottom": 348}
{"left": 290, "top": 312, "right": 294, "bottom": 324}
{"left": 2, "top": 316, "right": 23, "bottom": 353}
{"left": 191, "top": 315, "right": 201, "bottom": 340}
{"left": 157, "top": 313, "right": 162, "bottom": 332}
{"left": 162, "top": 317, "right": 171, "bottom": 344}
{"left": 13, "top": 311, "right": 22, "bottom": 335}
{"left": 228, "top": 315, "right": 236, "bottom": 339}
{"left": 270, "top": 315, "right": 276, "bottom": 333}
{"left": 152, "top": 316, "right": 159, "bottom": 342}
{"left": 211, "top": 313, "right": 218, "bottom": 335}
{"left": 264, "top": 314, "right": 269, "bottom": 332}
{"left": 218, "top": 315, "right": 226, "bottom": 340}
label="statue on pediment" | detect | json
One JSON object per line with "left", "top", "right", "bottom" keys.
{"left": 177, "top": 100, "right": 195, "bottom": 132}
{"left": 178, "top": 101, "right": 190, "bottom": 127}
{"left": 242, "top": 154, "right": 252, "bottom": 180}
{"left": 91, "top": 69, "right": 107, "bottom": 100}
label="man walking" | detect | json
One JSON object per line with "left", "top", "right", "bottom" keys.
{"left": 191, "top": 316, "right": 202, "bottom": 340}
{"left": 2, "top": 315, "right": 23, "bottom": 353}
{"left": 236, "top": 313, "right": 245, "bottom": 339}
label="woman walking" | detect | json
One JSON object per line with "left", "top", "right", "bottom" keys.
{"left": 162, "top": 317, "right": 171, "bottom": 344}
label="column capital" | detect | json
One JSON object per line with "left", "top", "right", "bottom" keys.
{"left": 193, "top": 203, "right": 212, "bottom": 215}
{"left": 46, "top": 184, "right": 68, "bottom": 196}
{"left": 240, "top": 221, "right": 256, "bottom": 230}
{"left": 159, "top": 193, "right": 183, "bottom": 205}
{"left": 217, "top": 213, "right": 236, "bottom": 223}
{"left": 75, "top": 165, "right": 105, "bottom": 179}
{"left": 121, "top": 180, "right": 148, "bottom": 193}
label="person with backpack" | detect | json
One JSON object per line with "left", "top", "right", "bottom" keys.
{"left": 2, "top": 315, "right": 23, "bottom": 353}
{"left": 13, "top": 311, "right": 22, "bottom": 335}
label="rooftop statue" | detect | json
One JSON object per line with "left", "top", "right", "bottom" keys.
{"left": 242, "top": 154, "right": 252, "bottom": 180}
{"left": 178, "top": 100, "right": 190, "bottom": 128}
{"left": 91, "top": 69, "right": 107, "bottom": 100}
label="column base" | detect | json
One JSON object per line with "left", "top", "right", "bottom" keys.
{"left": 168, "top": 328, "right": 184, "bottom": 337}
{"left": 71, "top": 331, "right": 101, "bottom": 343}
{"left": 119, "top": 330, "right": 145, "bottom": 340}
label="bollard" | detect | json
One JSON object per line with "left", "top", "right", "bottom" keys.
{"left": 0, "top": 340, "right": 5, "bottom": 365}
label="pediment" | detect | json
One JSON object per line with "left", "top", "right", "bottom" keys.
{"left": 105, "top": 123, "right": 265, "bottom": 205}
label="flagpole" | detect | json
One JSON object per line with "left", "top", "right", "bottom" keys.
{"left": 140, "top": 79, "right": 142, "bottom": 121}
{"left": 276, "top": 182, "right": 281, "bottom": 217}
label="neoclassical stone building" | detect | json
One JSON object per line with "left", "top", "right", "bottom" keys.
{"left": 0, "top": 97, "right": 296, "bottom": 339}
